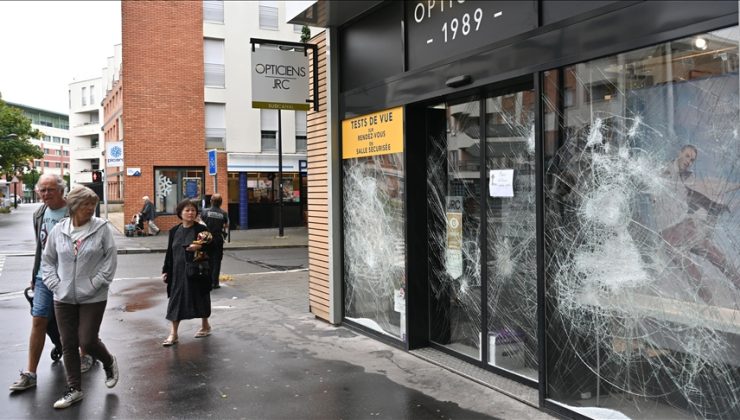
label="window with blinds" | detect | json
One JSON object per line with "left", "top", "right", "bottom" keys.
{"left": 203, "top": 0, "right": 224, "bottom": 23}
{"left": 204, "top": 38, "right": 225, "bottom": 87}
{"left": 259, "top": 1, "right": 278, "bottom": 30}
{"left": 295, "top": 110, "right": 307, "bottom": 152}
{"left": 205, "top": 103, "right": 226, "bottom": 147}
{"left": 261, "top": 109, "right": 278, "bottom": 151}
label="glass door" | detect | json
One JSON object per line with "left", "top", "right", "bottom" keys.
{"left": 428, "top": 98, "right": 483, "bottom": 359}
{"left": 427, "top": 85, "right": 538, "bottom": 379}
{"left": 485, "top": 90, "right": 538, "bottom": 379}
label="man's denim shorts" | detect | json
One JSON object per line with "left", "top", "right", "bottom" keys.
{"left": 31, "top": 277, "right": 54, "bottom": 318}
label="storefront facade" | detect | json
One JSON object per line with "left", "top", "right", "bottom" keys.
{"left": 226, "top": 154, "right": 307, "bottom": 229}
{"left": 292, "top": 1, "right": 740, "bottom": 418}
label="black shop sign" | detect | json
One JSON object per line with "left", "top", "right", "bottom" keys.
{"left": 406, "top": 1, "right": 537, "bottom": 70}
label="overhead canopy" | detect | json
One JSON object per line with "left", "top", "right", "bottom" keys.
{"left": 285, "top": 0, "right": 383, "bottom": 28}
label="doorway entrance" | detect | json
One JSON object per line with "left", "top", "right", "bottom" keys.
{"left": 424, "top": 82, "right": 539, "bottom": 381}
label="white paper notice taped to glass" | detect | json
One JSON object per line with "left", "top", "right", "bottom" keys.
{"left": 489, "top": 169, "right": 514, "bottom": 197}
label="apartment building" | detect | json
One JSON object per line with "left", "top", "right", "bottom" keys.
{"left": 68, "top": 77, "right": 104, "bottom": 186}
{"left": 102, "top": 44, "right": 123, "bottom": 201}
{"left": 119, "top": 0, "right": 312, "bottom": 230}
{"left": 5, "top": 102, "right": 70, "bottom": 201}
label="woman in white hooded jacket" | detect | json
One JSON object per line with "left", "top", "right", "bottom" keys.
{"left": 41, "top": 186, "right": 119, "bottom": 409}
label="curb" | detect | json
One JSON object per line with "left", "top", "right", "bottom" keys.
{"left": 3, "top": 244, "right": 309, "bottom": 257}
{"left": 117, "top": 244, "right": 308, "bottom": 254}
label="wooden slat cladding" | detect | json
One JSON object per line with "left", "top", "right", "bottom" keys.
{"left": 307, "top": 31, "right": 331, "bottom": 322}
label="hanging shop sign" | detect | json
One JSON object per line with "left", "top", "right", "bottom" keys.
{"left": 251, "top": 46, "right": 310, "bottom": 111}
{"left": 105, "top": 141, "right": 124, "bottom": 167}
{"left": 406, "top": 1, "right": 537, "bottom": 70}
{"left": 342, "top": 107, "right": 404, "bottom": 159}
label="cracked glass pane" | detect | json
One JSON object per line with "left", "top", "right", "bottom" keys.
{"left": 485, "top": 90, "right": 538, "bottom": 379}
{"left": 544, "top": 27, "right": 740, "bottom": 419}
{"left": 343, "top": 153, "right": 405, "bottom": 338}
{"left": 428, "top": 99, "right": 483, "bottom": 359}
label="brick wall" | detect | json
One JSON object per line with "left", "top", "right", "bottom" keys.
{"left": 122, "top": 1, "right": 227, "bottom": 230}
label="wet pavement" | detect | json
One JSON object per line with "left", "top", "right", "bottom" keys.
{"left": 0, "top": 272, "right": 551, "bottom": 419}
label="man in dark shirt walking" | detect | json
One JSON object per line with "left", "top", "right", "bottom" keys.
{"left": 202, "top": 194, "right": 229, "bottom": 289}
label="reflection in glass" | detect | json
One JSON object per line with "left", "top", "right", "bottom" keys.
{"left": 485, "top": 91, "right": 538, "bottom": 379}
{"left": 544, "top": 27, "right": 740, "bottom": 419}
{"left": 343, "top": 153, "right": 405, "bottom": 338}
{"left": 428, "top": 100, "right": 482, "bottom": 359}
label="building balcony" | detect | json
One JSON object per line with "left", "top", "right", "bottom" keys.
{"left": 71, "top": 122, "right": 100, "bottom": 136}
{"left": 73, "top": 147, "right": 102, "bottom": 160}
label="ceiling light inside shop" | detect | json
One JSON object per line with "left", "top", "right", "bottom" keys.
{"left": 694, "top": 37, "right": 708, "bottom": 50}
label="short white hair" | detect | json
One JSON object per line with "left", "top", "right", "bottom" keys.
{"left": 142, "top": 195, "right": 150, "bottom": 201}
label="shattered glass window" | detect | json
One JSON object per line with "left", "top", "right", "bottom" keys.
{"left": 343, "top": 153, "right": 406, "bottom": 338}
{"left": 486, "top": 91, "right": 538, "bottom": 379}
{"left": 428, "top": 99, "right": 483, "bottom": 359}
{"left": 544, "top": 27, "right": 740, "bottom": 419}
{"left": 426, "top": 91, "right": 538, "bottom": 376}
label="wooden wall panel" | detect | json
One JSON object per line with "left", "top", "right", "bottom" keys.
{"left": 307, "top": 31, "right": 332, "bottom": 322}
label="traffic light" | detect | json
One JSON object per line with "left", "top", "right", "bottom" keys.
{"left": 92, "top": 170, "right": 102, "bottom": 183}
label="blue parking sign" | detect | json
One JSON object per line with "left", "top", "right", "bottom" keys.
{"left": 208, "top": 149, "right": 217, "bottom": 175}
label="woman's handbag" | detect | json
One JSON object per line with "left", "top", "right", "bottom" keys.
{"left": 186, "top": 259, "right": 210, "bottom": 284}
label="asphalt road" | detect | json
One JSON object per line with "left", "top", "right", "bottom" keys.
{"left": 0, "top": 248, "right": 309, "bottom": 296}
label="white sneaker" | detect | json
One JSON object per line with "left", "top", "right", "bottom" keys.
{"left": 80, "top": 354, "right": 94, "bottom": 373}
{"left": 104, "top": 356, "right": 118, "bottom": 388}
{"left": 53, "top": 387, "right": 83, "bottom": 409}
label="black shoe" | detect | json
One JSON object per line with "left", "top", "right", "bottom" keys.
{"left": 212, "top": 284, "right": 221, "bottom": 289}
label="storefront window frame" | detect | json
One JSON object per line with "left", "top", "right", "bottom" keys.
{"left": 540, "top": 26, "right": 740, "bottom": 419}
{"left": 153, "top": 166, "right": 206, "bottom": 215}
{"left": 334, "top": 2, "right": 739, "bottom": 419}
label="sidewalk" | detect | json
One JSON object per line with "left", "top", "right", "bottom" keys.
{"left": 107, "top": 211, "right": 307, "bottom": 254}
{"left": 0, "top": 271, "right": 551, "bottom": 419}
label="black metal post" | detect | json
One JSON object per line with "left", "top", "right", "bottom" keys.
{"left": 12, "top": 164, "right": 18, "bottom": 209}
{"left": 278, "top": 109, "right": 284, "bottom": 237}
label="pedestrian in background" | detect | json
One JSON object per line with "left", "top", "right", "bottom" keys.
{"left": 161, "top": 199, "right": 213, "bottom": 347}
{"left": 139, "top": 195, "right": 160, "bottom": 236}
{"left": 42, "top": 186, "right": 119, "bottom": 409}
{"left": 202, "top": 193, "right": 229, "bottom": 289}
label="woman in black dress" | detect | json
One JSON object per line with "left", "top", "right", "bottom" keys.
{"left": 161, "top": 199, "right": 213, "bottom": 346}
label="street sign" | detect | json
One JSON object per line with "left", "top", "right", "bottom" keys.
{"left": 106, "top": 141, "right": 124, "bottom": 167}
{"left": 208, "top": 149, "right": 217, "bottom": 175}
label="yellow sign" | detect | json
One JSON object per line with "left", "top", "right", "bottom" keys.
{"left": 342, "top": 107, "right": 404, "bottom": 159}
